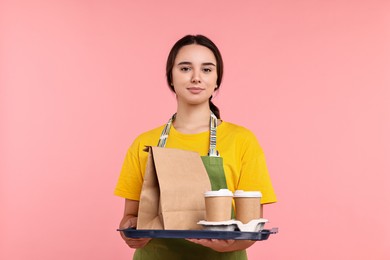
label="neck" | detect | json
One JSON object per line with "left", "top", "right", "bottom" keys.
{"left": 173, "top": 103, "right": 211, "bottom": 134}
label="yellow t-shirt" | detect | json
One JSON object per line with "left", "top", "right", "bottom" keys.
{"left": 114, "top": 121, "right": 277, "bottom": 204}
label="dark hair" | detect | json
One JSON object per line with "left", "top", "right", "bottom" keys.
{"left": 166, "top": 35, "right": 223, "bottom": 119}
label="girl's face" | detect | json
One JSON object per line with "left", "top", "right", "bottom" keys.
{"left": 171, "top": 44, "right": 218, "bottom": 107}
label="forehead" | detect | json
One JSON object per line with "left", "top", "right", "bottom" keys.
{"left": 175, "top": 44, "right": 217, "bottom": 64}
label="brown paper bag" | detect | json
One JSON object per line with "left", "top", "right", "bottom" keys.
{"left": 137, "top": 146, "right": 211, "bottom": 230}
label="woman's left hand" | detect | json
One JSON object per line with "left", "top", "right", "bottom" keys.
{"left": 186, "top": 239, "right": 235, "bottom": 252}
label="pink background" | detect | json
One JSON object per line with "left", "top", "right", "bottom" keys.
{"left": 1, "top": 0, "right": 389, "bottom": 259}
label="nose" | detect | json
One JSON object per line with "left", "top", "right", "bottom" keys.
{"left": 191, "top": 69, "right": 201, "bottom": 84}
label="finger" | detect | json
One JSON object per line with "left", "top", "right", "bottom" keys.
{"left": 186, "top": 238, "right": 199, "bottom": 242}
{"left": 186, "top": 238, "right": 211, "bottom": 246}
{"left": 126, "top": 238, "right": 151, "bottom": 249}
{"left": 120, "top": 231, "right": 132, "bottom": 241}
{"left": 128, "top": 217, "right": 137, "bottom": 228}
{"left": 119, "top": 219, "right": 131, "bottom": 229}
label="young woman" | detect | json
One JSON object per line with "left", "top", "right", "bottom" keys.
{"left": 114, "top": 35, "right": 277, "bottom": 259}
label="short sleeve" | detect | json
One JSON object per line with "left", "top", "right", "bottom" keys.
{"left": 114, "top": 140, "right": 145, "bottom": 201}
{"left": 237, "top": 132, "right": 277, "bottom": 204}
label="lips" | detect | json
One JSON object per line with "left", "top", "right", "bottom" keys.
{"left": 187, "top": 87, "right": 204, "bottom": 94}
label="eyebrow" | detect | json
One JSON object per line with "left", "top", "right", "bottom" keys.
{"left": 177, "top": 61, "right": 216, "bottom": 66}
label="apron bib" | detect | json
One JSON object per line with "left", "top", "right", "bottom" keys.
{"left": 133, "top": 112, "right": 247, "bottom": 260}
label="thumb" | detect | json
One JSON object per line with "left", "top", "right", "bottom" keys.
{"left": 120, "top": 217, "right": 137, "bottom": 229}
{"left": 128, "top": 217, "right": 138, "bottom": 228}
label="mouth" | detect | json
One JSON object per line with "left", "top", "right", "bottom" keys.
{"left": 187, "top": 87, "right": 204, "bottom": 94}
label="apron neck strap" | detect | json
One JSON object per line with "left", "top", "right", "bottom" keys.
{"left": 157, "top": 111, "right": 219, "bottom": 157}
{"left": 208, "top": 112, "right": 219, "bottom": 157}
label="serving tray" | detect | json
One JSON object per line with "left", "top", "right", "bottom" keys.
{"left": 118, "top": 228, "right": 278, "bottom": 241}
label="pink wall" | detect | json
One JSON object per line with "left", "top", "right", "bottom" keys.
{"left": 1, "top": 0, "right": 389, "bottom": 259}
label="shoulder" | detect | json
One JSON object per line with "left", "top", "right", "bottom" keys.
{"left": 219, "top": 121, "right": 264, "bottom": 154}
{"left": 219, "top": 121, "right": 258, "bottom": 140}
{"left": 135, "top": 125, "right": 165, "bottom": 141}
{"left": 128, "top": 125, "right": 165, "bottom": 153}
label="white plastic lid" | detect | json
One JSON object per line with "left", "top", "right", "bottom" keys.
{"left": 204, "top": 189, "right": 233, "bottom": 197}
{"left": 233, "top": 190, "right": 262, "bottom": 198}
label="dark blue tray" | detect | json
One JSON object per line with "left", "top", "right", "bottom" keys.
{"left": 118, "top": 228, "right": 278, "bottom": 241}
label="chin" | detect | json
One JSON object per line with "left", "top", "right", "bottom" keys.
{"left": 183, "top": 98, "right": 209, "bottom": 106}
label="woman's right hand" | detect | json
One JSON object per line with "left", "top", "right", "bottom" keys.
{"left": 119, "top": 215, "right": 151, "bottom": 249}
{"left": 119, "top": 199, "right": 151, "bottom": 249}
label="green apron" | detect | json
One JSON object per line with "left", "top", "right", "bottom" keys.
{"left": 133, "top": 112, "right": 247, "bottom": 260}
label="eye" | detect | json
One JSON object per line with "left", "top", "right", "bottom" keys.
{"left": 180, "top": 66, "right": 191, "bottom": 72}
{"left": 202, "top": 67, "right": 213, "bottom": 73}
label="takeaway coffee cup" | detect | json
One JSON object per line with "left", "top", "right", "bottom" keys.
{"left": 204, "top": 189, "right": 233, "bottom": 222}
{"left": 233, "top": 190, "right": 262, "bottom": 224}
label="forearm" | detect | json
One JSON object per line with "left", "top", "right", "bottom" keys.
{"left": 119, "top": 199, "right": 140, "bottom": 229}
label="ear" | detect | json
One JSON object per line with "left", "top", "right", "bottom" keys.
{"left": 170, "top": 83, "right": 176, "bottom": 93}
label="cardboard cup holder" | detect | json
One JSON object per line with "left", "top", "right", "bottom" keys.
{"left": 197, "top": 218, "right": 268, "bottom": 232}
